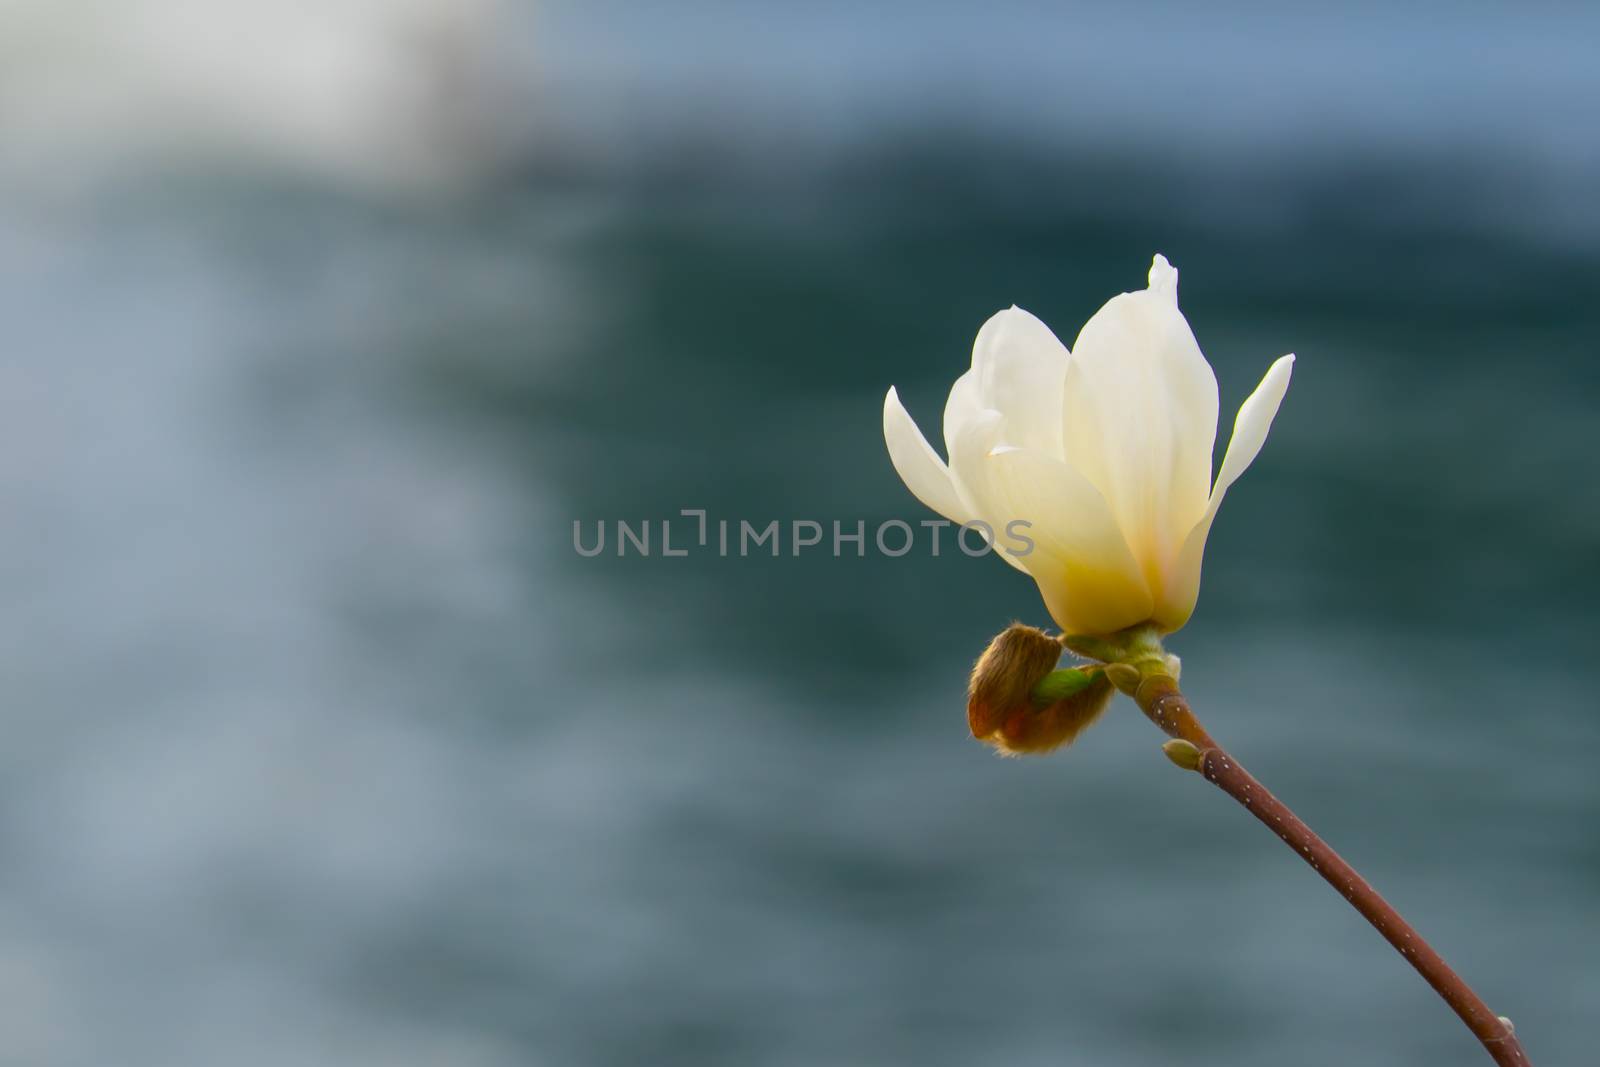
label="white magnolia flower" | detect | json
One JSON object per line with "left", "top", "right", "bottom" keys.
{"left": 883, "top": 254, "right": 1294, "bottom": 637}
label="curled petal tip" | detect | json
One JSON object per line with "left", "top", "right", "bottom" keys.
{"left": 1148, "top": 253, "right": 1178, "bottom": 302}
{"left": 1268, "top": 353, "right": 1296, "bottom": 386}
{"left": 882, "top": 385, "right": 904, "bottom": 424}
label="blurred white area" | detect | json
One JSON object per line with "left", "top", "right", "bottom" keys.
{"left": 0, "top": 0, "right": 510, "bottom": 189}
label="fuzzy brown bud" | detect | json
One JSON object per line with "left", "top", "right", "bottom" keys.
{"left": 968, "top": 623, "right": 1115, "bottom": 756}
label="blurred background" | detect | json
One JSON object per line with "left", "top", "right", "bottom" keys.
{"left": 0, "top": 1, "right": 1596, "bottom": 1064}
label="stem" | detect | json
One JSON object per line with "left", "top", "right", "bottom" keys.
{"left": 1129, "top": 672, "right": 1530, "bottom": 1066}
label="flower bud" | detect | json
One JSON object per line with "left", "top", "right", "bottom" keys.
{"left": 1160, "top": 738, "right": 1204, "bottom": 771}
{"left": 968, "top": 623, "right": 1114, "bottom": 755}
{"left": 1102, "top": 662, "right": 1142, "bottom": 695}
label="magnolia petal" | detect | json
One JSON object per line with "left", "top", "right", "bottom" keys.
{"left": 883, "top": 386, "right": 971, "bottom": 525}
{"left": 943, "top": 368, "right": 981, "bottom": 459}
{"left": 1062, "top": 256, "right": 1218, "bottom": 581}
{"left": 1155, "top": 353, "right": 1296, "bottom": 630}
{"left": 946, "top": 410, "right": 1030, "bottom": 573}
{"left": 979, "top": 444, "right": 1154, "bottom": 635}
{"left": 1206, "top": 353, "right": 1296, "bottom": 511}
{"left": 971, "top": 306, "right": 1069, "bottom": 457}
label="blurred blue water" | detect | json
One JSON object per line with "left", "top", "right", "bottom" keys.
{"left": 0, "top": 4, "right": 1598, "bottom": 1065}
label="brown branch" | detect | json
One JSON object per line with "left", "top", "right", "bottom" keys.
{"left": 1130, "top": 673, "right": 1530, "bottom": 1067}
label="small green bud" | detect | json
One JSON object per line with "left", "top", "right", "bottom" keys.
{"left": 1103, "top": 662, "right": 1142, "bottom": 694}
{"left": 1161, "top": 739, "right": 1204, "bottom": 771}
